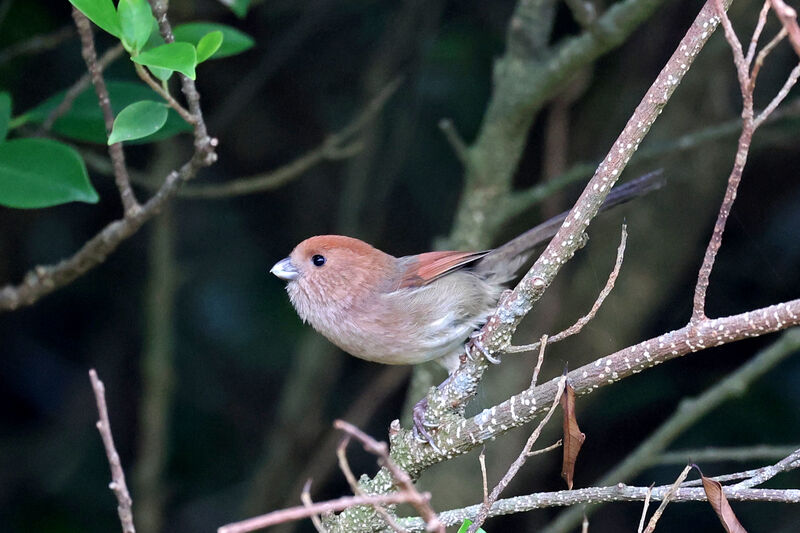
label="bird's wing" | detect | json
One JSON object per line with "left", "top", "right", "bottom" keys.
{"left": 397, "top": 250, "right": 489, "bottom": 288}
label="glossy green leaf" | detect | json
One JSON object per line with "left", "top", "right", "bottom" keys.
{"left": 132, "top": 42, "right": 197, "bottom": 79}
{"left": 24, "top": 81, "right": 191, "bottom": 144}
{"left": 196, "top": 31, "right": 224, "bottom": 63}
{"left": 108, "top": 100, "right": 168, "bottom": 144}
{"left": 173, "top": 22, "right": 254, "bottom": 58}
{"left": 0, "top": 138, "right": 98, "bottom": 208}
{"left": 457, "top": 520, "right": 487, "bottom": 533}
{"left": 69, "top": 0, "right": 121, "bottom": 38}
{"left": 0, "top": 92, "right": 10, "bottom": 142}
{"left": 118, "top": 0, "right": 154, "bottom": 52}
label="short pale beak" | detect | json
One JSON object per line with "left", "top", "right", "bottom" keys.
{"left": 270, "top": 257, "right": 299, "bottom": 281}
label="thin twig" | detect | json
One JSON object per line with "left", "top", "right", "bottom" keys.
{"left": 71, "top": 7, "right": 140, "bottom": 216}
{"left": 750, "top": 28, "right": 787, "bottom": 89}
{"left": 528, "top": 439, "right": 562, "bottom": 457}
{"left": 467, "top": 375, "right": 567, "bottom": 532}
{"left": 507, "top": 224, "right": 627, "bottom": 354}
{"left": 41, "top": 43, "right": 125, "bottom": 132}
{"left": 657, "top": 445, "right": 800, "bottom": 465}
{"left": 180, "top": 78, "right": 401, "bottom": 199}
{"left": 334, "top": 420, "right": 444, "bottom": 533}
{"left": 336, "top": 437, "right": 407, "bottom": 533}
{"left": 0, "top": 25, "right": 74, "bottom": 66}
{"left": 218, "top": 492, "right": 428, "bottom": 533}
{"left": 89, "top": 369, "right": 136, "bottom": 533}
{"left": 530, "top": 335, "right": 549, "bottom": 388}
{"left": 438, "top": 118, "right": 471, "bottom": 168}
{"left": 133, "top": 63, "right": 195, "bottom": 124}
{"left": 745, "top": 1, "right": 772, "bottom": 67}
{"left": 637, "top": 484, "right": 654, "bottom": 533}
{"left": 755, "top": 62, "right": 800, "bottom": 127}
{"left": 770, "top": 0, "right": 800, "bottom": 58}
{"left": 300, "top": 480, "right": 327, "bottom": 533}
{"left": 564, "top": 0, "right": 596, "bottom": 28}
{"left": 478, "top": 447, "right": 489, "bottom": 507}
{"left": 643, "top": 465, "right": 692, "bottom": 533}
{"left": 693, "top": 0, "right": 754, "bottom": 322}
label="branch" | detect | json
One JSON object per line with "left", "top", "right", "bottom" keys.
{"left": 534, "top": 327, "right": 800, "bottom": 533}
{"left": 770, "top": 0, "right": 800, "bottom": 58}
{"left": 71, "top": 7, "right": 139, "bottom": 215}
{"left": 0, "top": 25, "right": 74, "bottom": 66}
{"left": 642, "top": 465, "right": 692, "bottom": 533}
{"left": 410, "top": 0, "right": 731, "bottom": 463}
{"left": 179, "top": 78, "right": 400, "bottom": 199}
{"left": 657, "top": 445, "right": 800, "bottom": 465}
{"left": 89, "top": 369, "right": 136, "bottom": 533}
{"left": 506, "top": 224, "right": 627, "bottom": 354}
{"left": 218, "top": 493, "right": 430, "bottom": 533}
{"left": 335, "top": 420, "right": 444, "bottom": 533}
{"left": 0, "top": 2, "right": 217, "bottom": 313}
{"left": 40, "top": 43, "right": 125, "bottom": 132}
{"left": 467, "top": 374, "right": 567, "bottom": 532}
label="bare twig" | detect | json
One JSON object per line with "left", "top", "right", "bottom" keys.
{"left": 528, "top": 439, "right": 562, "bottom": 457}
{"left": 89, "top": 369, "right": 136, "bottom": 533}
{"left": 335, "top": 420, "right": 444, "bottom": 533}
{"left": 467, "top": 375, "right": 567, "bottom": 532}
{"left": 0, "top": 25, "right": 74, "bottom": 66}
{"left": 637, "top": 484, "right": 654, "bottom": 533}
{"left": 180, "top": 78, "right": 400, "bottom": 199}
{"left": 218, "top": 492, "right": 428, "bottom": 533}
{"left": 745, "top": 1, "right": 772, "bottom": 67}
{"left": 336, "top": 438, "right": 406, "bottom": 533}
{"left": 71, "top": 7, "right": 140, "bottom": 216}
{"left": 438, "top": 118, "right": 470, "bottom": 168}
{"left": 41, "top": 43, "right": 125, "bottom": 132}
{"left": 750, "top": 28, "right": 787, "bottom": 89}
{"left": 770, "top": 0, "right": 800, "bottom": 58}
{"left": 530, "top": 335, "right": 549, "bottom": 388}
{"left": 133, "top": 63, "right": 195, "bottom": 124}
{"left": 642, "top": 465, "right": 692, "bottom": 533}
{"left": 755, "top": 62, "right": 800, "bottom": 127}
{"left": 300, "top": 480, "right": 327, "bottom": 533}
{"left": 507, "top": 224, "right": 627, "bottom": 354}
{"left": 538, "top": 327, "right": 800, "bottom": 533}
{"left": 657, "top": 445, "right": 800, "bottom": 465}
{"left": 478, "top": 447, "right": 489, "bottom": 507}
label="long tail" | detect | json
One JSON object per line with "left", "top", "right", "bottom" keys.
{"left": 476, "top": 169, "right": 665, "bottom": 279}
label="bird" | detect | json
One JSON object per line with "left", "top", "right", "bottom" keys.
{"left": 271, "top": 171, "right": 664, "bottom": 373}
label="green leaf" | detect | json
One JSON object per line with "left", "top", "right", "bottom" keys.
{"left": 0, "top": 138, "right": 98, "bottom": 208}
{"left": 457, "top": 520, "right": 487, "bottom": 533}
{"left": 69, "top": 0, "right": 121, "bottom": 38}
{"left": 117, "top": 0, "right": 154, "bottom": 52}
{"left": 108, "top": 100, "right": 168, "bottom": 144}
{"left": 24, "top": 81, "right": 191, "bottom": 144}
{"left": 132, "top": 42, "right": 197, "bottom": 79}
{"left": 173, "top": 22, "right": 254, "bottom": 59}
{"left": 0, "top": 92, "right": 11, "bottom": 142}
{"left": 195, "top": 31, "right": 224, "bottom": 63}
{"left": 148, "top": 65, "right": 173, "bottom": 81}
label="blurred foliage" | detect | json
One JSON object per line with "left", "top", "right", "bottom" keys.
{"left": 1, "top": 1, "right": 799, "bottom": 532}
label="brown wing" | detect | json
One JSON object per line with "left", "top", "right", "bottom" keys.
{"left": 397, "top": 250, "right": 489, "bottom": 288}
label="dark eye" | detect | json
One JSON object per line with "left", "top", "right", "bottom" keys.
{"left": 311, "top": 254, "right": 326, "bottom": 267}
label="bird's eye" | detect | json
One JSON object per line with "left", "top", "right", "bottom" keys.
{"left": 311, "top": 254, "right": 326, "bottom": 267}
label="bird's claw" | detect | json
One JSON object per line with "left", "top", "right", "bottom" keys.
{"left": 467, "top": 332, "right": 501, "bottom": 364}
{"left": 412, "top": 396, "right": 442, "bottom": 453}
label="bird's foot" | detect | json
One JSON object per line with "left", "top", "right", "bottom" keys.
{"left": 467, "top": 331, "right": 501, "bottom": 364}
{"left": 412, "top": 396, "right": 442, "bottom": 453}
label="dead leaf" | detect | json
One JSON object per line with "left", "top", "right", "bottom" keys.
{"left": 560, "top": 382, "right": 586, "bottom": 489}
{"left": 695, "top": 465, "right": 748, "bottom": 533}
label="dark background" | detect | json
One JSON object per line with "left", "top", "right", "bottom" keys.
{"left": 1, "top": 0, "right": 799, "bottom": 531}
